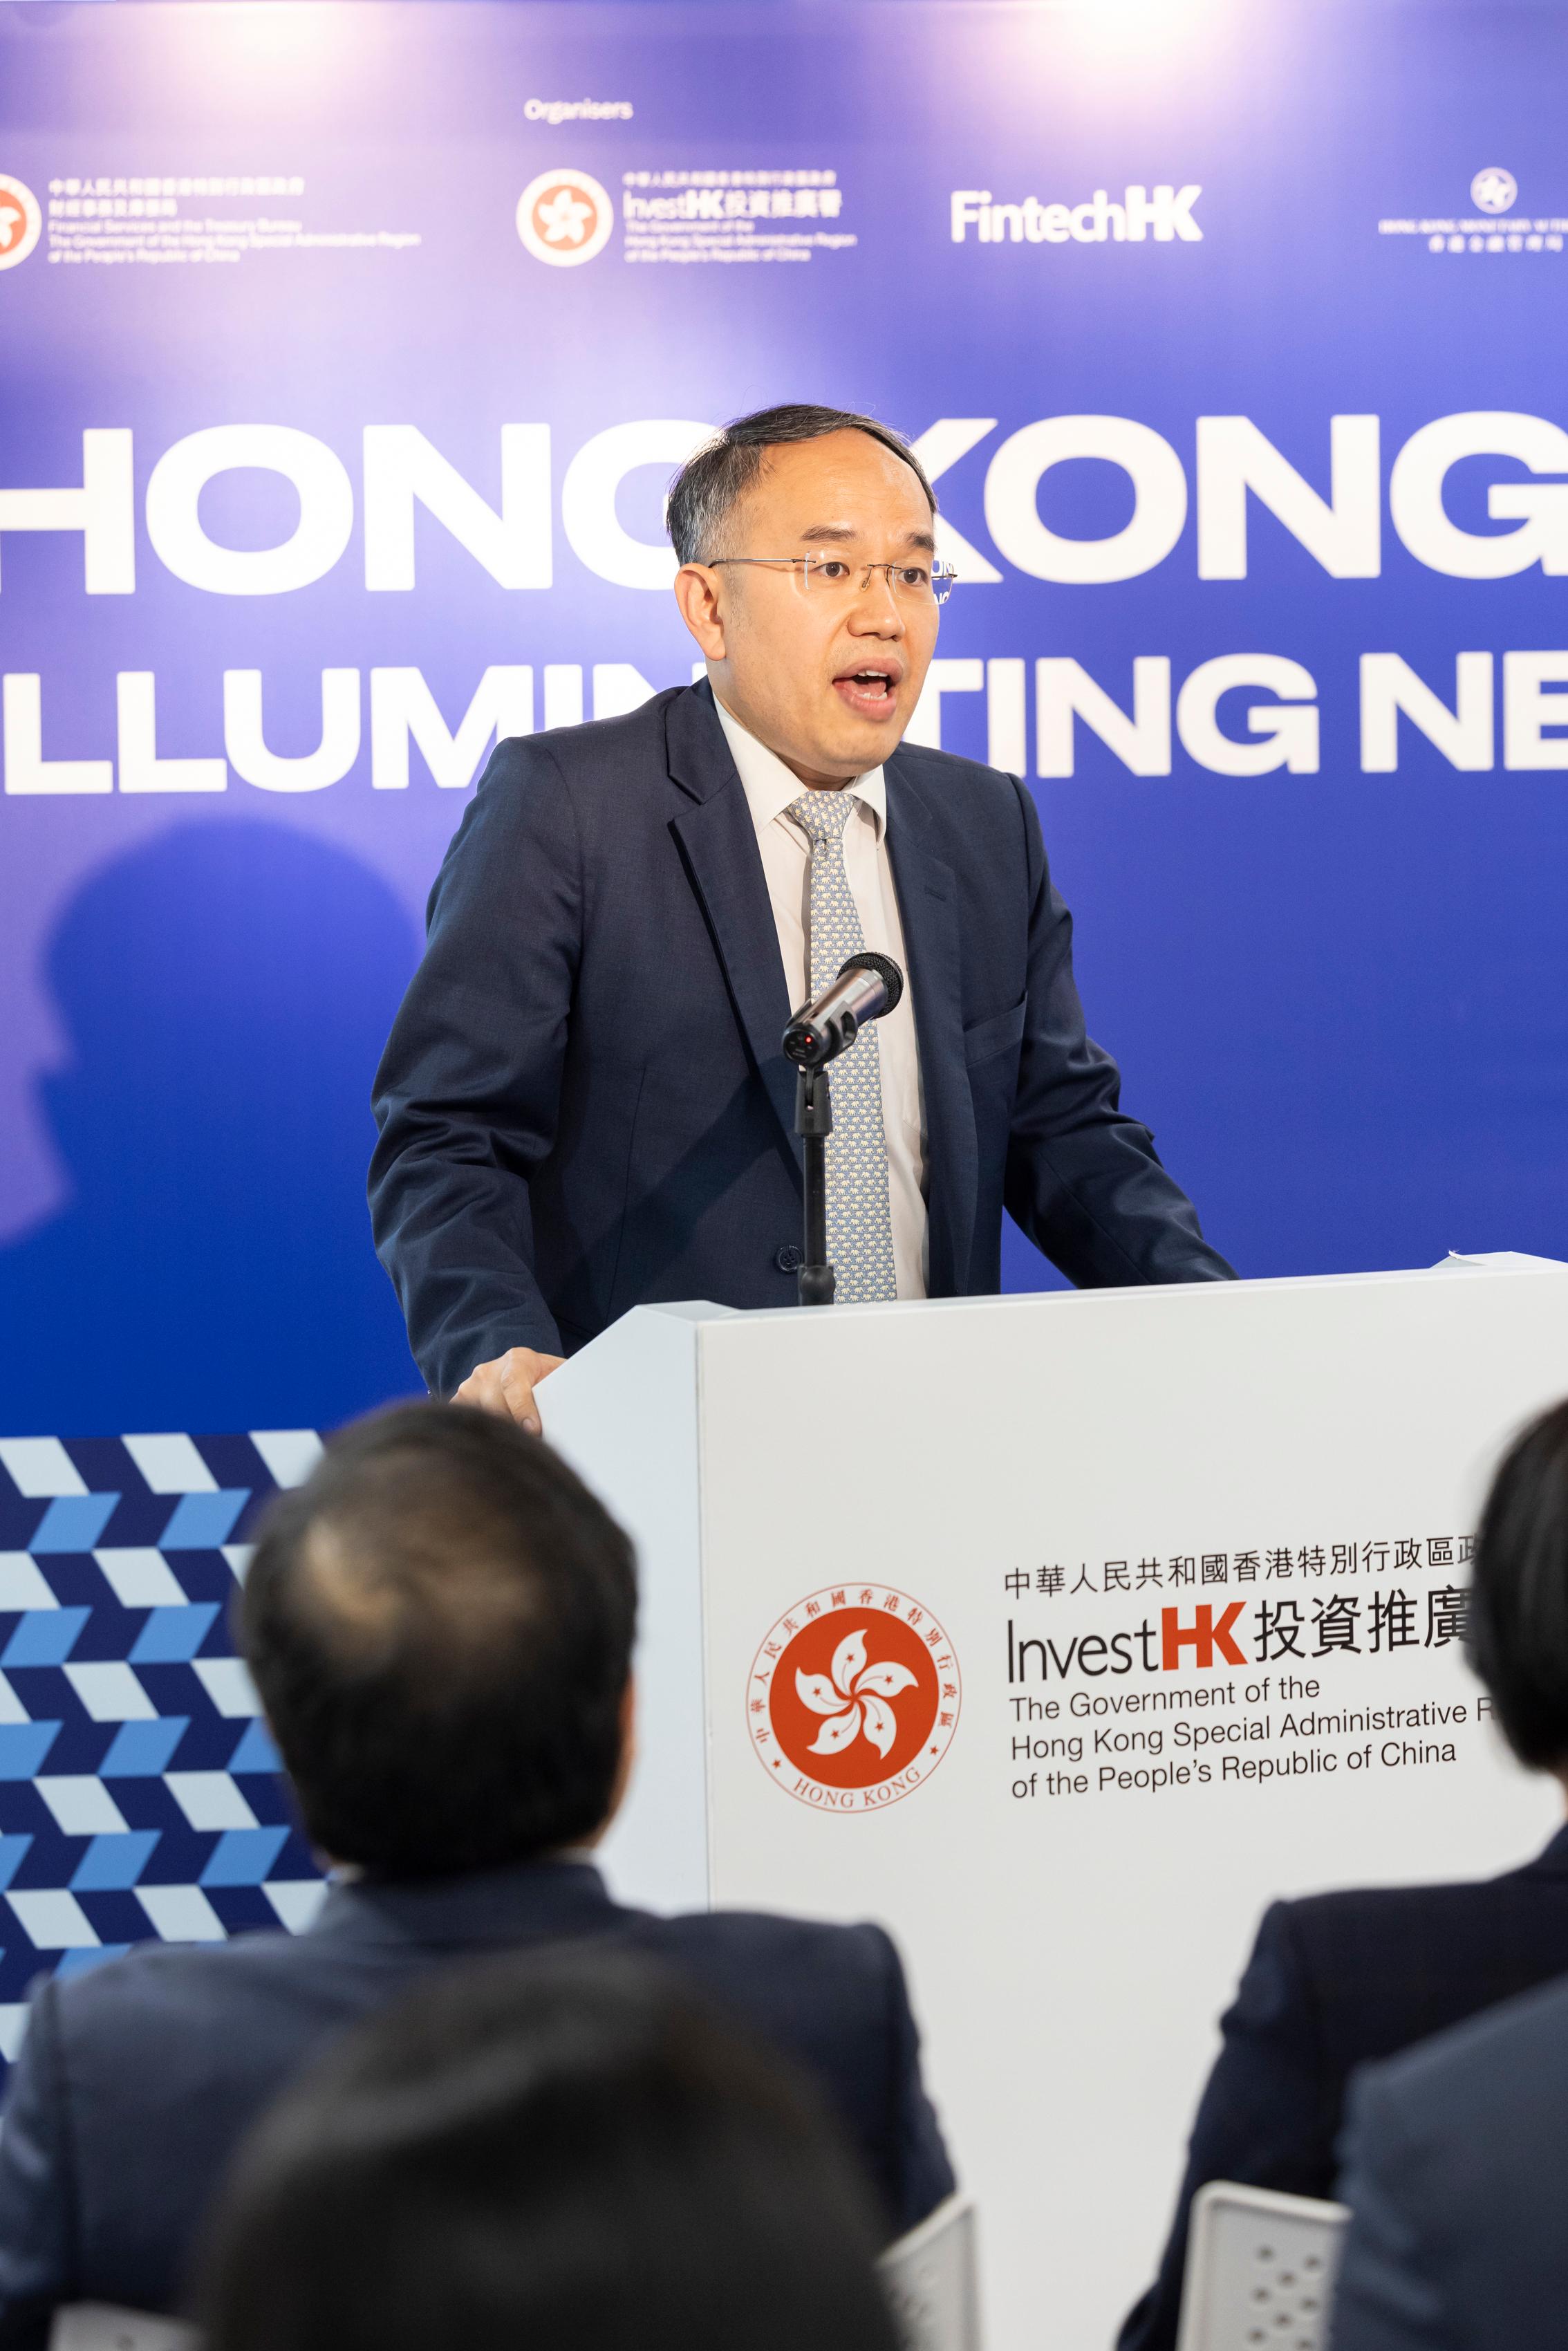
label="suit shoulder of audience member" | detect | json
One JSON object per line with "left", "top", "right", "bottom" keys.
{"left": 1359, "top": 1961, "right": 1568, "bottom": 2126}
{"left": 1271, "top": 1846, "right": 1567, "bottom": 1945}
{"left": 646, "top": 1906, "right": 904, "bottom": 1989}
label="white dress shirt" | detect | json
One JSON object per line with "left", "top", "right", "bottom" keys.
{"left": 713, "top": 694, "right": 928, "bottom": 1300}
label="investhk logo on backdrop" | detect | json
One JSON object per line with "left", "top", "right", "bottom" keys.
{"left": 950, "top": 183, "right": 1202, "bottom": 246}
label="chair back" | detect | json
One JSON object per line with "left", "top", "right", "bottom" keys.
{"left": 1175, "top": 2180, "right": 1348, "bottom": 2351}
{"left": 49, "top": 2307, "right": 198, "bottom": 2351}
{"left": 879, "top": 2193, "right": 981, "bottom": 2351}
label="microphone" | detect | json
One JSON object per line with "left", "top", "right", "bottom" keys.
{"left": 783, "top": 953, "right": 904, "bottom": 1069}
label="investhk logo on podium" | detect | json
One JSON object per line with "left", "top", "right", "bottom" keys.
{"left": 748, "top": 1586, "right": 961, "bottom": 1811}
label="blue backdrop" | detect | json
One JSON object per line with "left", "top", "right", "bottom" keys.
{"left": 3, "top": 0, "right": 1567, "bottom": 1435}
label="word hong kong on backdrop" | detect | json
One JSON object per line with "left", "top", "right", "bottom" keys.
{"left": 13, "top": 409, "right": 1568, "bottom": 797}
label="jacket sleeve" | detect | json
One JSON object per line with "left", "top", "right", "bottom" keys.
{"left": 1002, "top": 777, "right": 1234, "bottom": 1288}
{"left": 1329, "top": 2071, "right": 1453, "bottom": 2351}
{"left": 872, "top": 1926, "right": 957, "bottom": 2236}
{"left": 1118, "top": 1902, "right": 1334, "bottom": 2351}
{"left": 368, "top": 736, "right": 584, "bottom": 1393}
{"left": 0, "top": 1985, "right": 77, "bottom": 2348}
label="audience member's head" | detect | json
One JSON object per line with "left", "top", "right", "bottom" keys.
{"left": 1468, "top": 1397, "right": 1568, "bottom": 1775}
{"left": 242, "top": 1404, "right": 636, "bottom": 1875}
{"left": 198, "top": 1947, "right": 903, "bottom": 2351}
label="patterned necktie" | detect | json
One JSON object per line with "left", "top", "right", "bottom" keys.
{"left": 785, "top": 790, "right": 897, "bottom": 1303}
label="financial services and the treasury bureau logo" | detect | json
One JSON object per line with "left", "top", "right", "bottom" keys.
{"left": 0, "top": 176, "right": 42, "bottom": 271}
{"left": 516, "top": 166, "right": 615, "bottom": 266}
{"left": 749, "top": 1584, "right": 960, "bottom": 1811}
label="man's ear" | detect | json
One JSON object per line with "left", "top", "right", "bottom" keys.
{"left": 673, "top": 562, "right": 727, "bottom": 661}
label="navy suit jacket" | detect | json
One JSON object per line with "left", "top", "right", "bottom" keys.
{"left": 1333, "top": 1965, "right": 1568, "bottom": 2351}
{"left": 1119, "top": 1825, "right": 1568, "bottom": 2351}
{"left": 370, "top": 681, "right": 1231, "bottom": 1395}
{"left": 0, "top": 1859, "right": 954, "bottom": 2341}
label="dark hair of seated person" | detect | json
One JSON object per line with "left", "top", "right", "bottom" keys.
{"left": 196, "top": 1946, "right": 904, "bottom": 2351}
{"left": 1468, "top": 1396, "right": 1568, "bottom": 1770}
{"left": 241, "top": 1402, "right": 636, "bottom": 1876}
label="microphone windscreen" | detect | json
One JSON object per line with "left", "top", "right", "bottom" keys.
{"left": 838, "top": 951, "right": 904, "bottom": 1014}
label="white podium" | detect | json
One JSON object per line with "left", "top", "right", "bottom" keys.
{"left": 539, "top": 1257, "right": 1568, "bottom": 2351}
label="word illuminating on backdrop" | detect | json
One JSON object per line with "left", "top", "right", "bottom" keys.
{"left": 8, "top": 652, "right": 1562, "bottom": 794}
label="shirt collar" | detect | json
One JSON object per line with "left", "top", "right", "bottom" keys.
{"left": 713, "top": 690, "right": 887, "bottom": 843}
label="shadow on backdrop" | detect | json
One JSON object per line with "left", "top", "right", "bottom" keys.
{"left": 0, "top": 822, "right": 424, "bottom": 1437}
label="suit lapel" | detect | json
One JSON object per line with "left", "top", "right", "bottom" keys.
{"left": 885, "top": 758, "right": 976, "bottom": 1294}
{"left": 665, "top": 685, "right": 800, "bottom": 1164}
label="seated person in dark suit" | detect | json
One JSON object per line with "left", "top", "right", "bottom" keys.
{"left": 0, "top": 1404, "right": 953, "bottom": 2342}
{"left": 1119, "top": 1396, "right": 1568, "bottom": 2351}
{"left": 1331, "top": 1402, "right": 1568, "bottom": 2351}
{"left": 199, "top": 1944, "right": 905, "bottom": 2351}
{"left": 1332, "top": 1966, "right": 1568, "bottom": 2351}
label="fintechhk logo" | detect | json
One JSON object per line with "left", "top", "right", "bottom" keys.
{"left": 951, "top": 183, "right": 1201, "bottom": 247}
{"left": 516, "top": 166, "right": 614, "bottom": 266}
{"left": 0, "top": 176, "right": 42, "bottom": 270}
{"left": 749, "top": 1584, "right": 961, "bottom": 1812}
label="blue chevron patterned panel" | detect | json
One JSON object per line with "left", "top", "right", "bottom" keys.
{"left": 0, "top": 1429, "right": 328, "bottom": 2081}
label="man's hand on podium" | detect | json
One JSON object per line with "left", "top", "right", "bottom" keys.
{"left": 452, "top": 1347, "right": 565, "bottom": 1433}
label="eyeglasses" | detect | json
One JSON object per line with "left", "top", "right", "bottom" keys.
{"left": 709, "top": 554, "right": 958, "bottom": 607}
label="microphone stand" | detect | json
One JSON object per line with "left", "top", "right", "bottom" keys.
{"left": 795, "top": 1066, "right": 835, "bottom": 1306}
{"left": 783, "top": 954, "right": 904, "bottom": 1311}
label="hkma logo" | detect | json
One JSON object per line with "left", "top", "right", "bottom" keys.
{"left": 516, "top": 167, "right": 614, "bottom": 267}
{"left": 0, "top": 176, "right": 41, "bottom": 270}
{"left": 1470, "top": 167, "right": 1517, "bottom": 215}
{"left": 749, "top": 1584, "right": 961, "bottom": 1811}
{"left": 951, "top": 184, "right": 1202, "bottom": 246}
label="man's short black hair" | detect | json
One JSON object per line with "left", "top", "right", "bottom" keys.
{"left": 666, "top": 404, "right": 937, "bottom": 566}
{"left": 198, "top": 1948, "right": 900, "bottom": 2351}
{"left": 241, "top": 1404, "right": 636, "bottom": 1877}
{"left": 1468, "top": 1397, "right": 1568, "bottom": 1770}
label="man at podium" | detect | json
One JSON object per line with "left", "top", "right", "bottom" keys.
{"left": 371, "top": 404, "right": 1232, "bottom": 1421}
